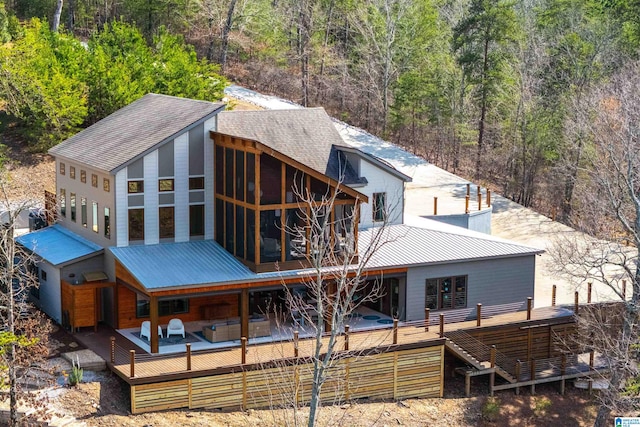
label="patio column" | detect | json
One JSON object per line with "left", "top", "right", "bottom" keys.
{"left": 241, "top": 289, "right": 249, "bottom": 339}
{"left": 150, "top": 295, "right": 160, "bottom": 353}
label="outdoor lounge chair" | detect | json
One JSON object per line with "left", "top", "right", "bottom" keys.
{"left": 167, "top": 318, "right": 186, "bottom": 338}
{"left": 140, "top": 321, "right": 163, "bottom": 341}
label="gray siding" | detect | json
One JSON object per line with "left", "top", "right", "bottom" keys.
{"left": 405, "top": 255, "right": 536, "bottom": 321}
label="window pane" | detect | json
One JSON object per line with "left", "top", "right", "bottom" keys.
{"left": 236, "top": 150, "right": 245, "bottom": 202}
{"left": 103, "top": 178, "right": 110, "bottom": 192}
{"left": 454, "top": 277, "right": 467, "bottom": 308}
{"left": 260, "top": 210, "right": 282, "bottom": 262}
{"left": 189, "top": 177, "right": 205, "bottom": 190}
{"left": 92, "top": 174, "right": 98, "bottom": 187}
{"left": 129, "top": 209, "right": 144, "bottom": 241}
{"left": 235, "top": 205, "right": 245, "bottom": 257}
{"left": 425, "top": 279, "right": 438, "bottom": 310}
{"left": 159, "top": 206, "right": 175, "bottom": 238}
{"left": 104, "top": 207, "right": 111, "bottom": 239}
{"left": 190, "top": 205, "right": 204, "bottom": 236}
{"left": 310, "top": 177, "right": 329, "bottom": 202}
{"left": 159, "top": 179, "right": 174, "bottom": 192}
{"left": 60, "top": 189, "right": 66, "bottom": 217}
{"left": 373, "top": 192, "right": 386, "bottom": 222}
{"left": 81, "top": 197, "right": 87, "bottom": 227}
{"left": 225, "top": 148, "right": 234, "bottom": 197}
{"left": 246, "top": 153, "right": 255, "bottom": 204}
{"left": 225, "top": 201, "right": 234, "bottom": 250}
{"left": 92, "top": 201, "right": 98, "bottom": 233}
{"left": 70, "top": 166, "right": 76, "bottom": 179}
{"left": 286, "top": 208, "right": 307, "bottom": 261}
{"left": 260, "top": 154, "right": 281, "bottom": 205}
{"left": 70, "top": 193, "right": 76, "bottom": 222}
{"left": 136, "top": 294, "right": 150, "bottom": 318}
{"left": 215, "top": 198, "right": 224, "bottom": 246}
{"left": 215, "top": 145, "right": 224, "bottom": 194}
{"left": 80, "top": 170, "right": 86, "bottom": 183}
{"left": 246, "top": 209, "right": 255, "bottom": 262}
{"left": 441, "top": 277, "right": 453, "bottom": 309}
{"left": 128, "top": 180, "right": 144, "bottom": 193}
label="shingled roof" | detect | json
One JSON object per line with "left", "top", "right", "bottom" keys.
{"left": 49, "top": 94, "right": 225, "bottom": 173}
{"left": 216, "top": 108, "right": 364, "bottom": 184}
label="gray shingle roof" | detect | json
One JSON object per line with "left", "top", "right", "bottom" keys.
{"left": 216, "top": 108, "right": 363, "bottom": 184}
{"left": 49, "top": 94, "right": 225, "bottom": 173}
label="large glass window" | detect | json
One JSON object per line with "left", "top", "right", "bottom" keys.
{"left": 159, "top": 207, "right": 175, "bottom": 239}
{"left": 92, "top": 201, "right": 98, "bottom": 233}
{"left": 425, "top": 276, "right": 467, "bottom": 310}
{"left": 60, "top": 189, "right": 66, "bottom": 217}
{"left": 129, "top": 208, "right": 144, "bottom": 241}
{"left": 260, "top": 210, "right": 282, "bottom": 262}
{"left": 70, "top": 193, "right": 76, "bottom": 222}
{"left": 373, "top": 192, "right": 387, "bottom": 222}
{"left": 104, "top": 207, "right": 111, "bottom": 239}
{"left": 190, "top": 204, "right": 204, "bottom": 237}
{"left": 136, "top": 295, "right": 189, "bottom": 318}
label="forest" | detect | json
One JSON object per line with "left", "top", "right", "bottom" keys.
{"left": 1, "top": 0, "right": 639, "bottom": 234}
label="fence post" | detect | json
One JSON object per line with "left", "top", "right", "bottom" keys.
{"left": 393, "top": 319, "right": 398, "bottom": 344}
{"left": 552, "top": 285, "right": 557, "bottom": 306}
{"left": 574, "top": 291, "right": 579, "bottom": 314}
{"left": 527, "top": 297, "right": 532, "bottom": 320}
{"left": 530, "top": 359, "right": 536, "bottom": 395}
{"left": 465, "top": 195, "right": 470, "bottom": 214}
{"left": 294, "top": 330, "right": 299, "bottom": 357}
{"left": 186, "top": 343, "right": 192, "bottom": 371}
{"left": 433, "top": 197, "right": 438, "bottom": 215}
{"left": 344, "top": 325, "right": 349, "bottom": 351}
{"left": 487, "top": 189, "right": 491, "bottom": 207}
{"left": 439, "top": 314, "right": 445, "bottom": 338}
{"left": 241, "top": 337, "right": 247, "bottom": 365}
{"left": 129, "top": 350, "right": 135, "bottom": 378}
{"left": 476, "top": 303, "right": 482, "bottom": 327}
{"left": 425, "top": 308, "right": 430, "bottom": 332}
{"left": 490, "top": 345, "right": 496, "bottom": 368}
{"left": 590, "top": 349, "right": 595, "bottom": 369}
{"left": 477, "top": 189, "right": 482, "bottom": 211}
{"left": 110, "top": 336, "right": 115, "bottom": 364}
{"left": 587, "top": 282, "right": 592, "bottom": 304}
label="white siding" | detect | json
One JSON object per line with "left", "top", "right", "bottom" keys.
{"left": 404, "top": 256, "right": 536, "bottom": 321}
{"left": 144, "top": 151, "right": 159, "bottom": 244}
{"left": 36, "top": 262, "right": 61, "bottom": 323}
{"left": 115, "top": 169, "right": 128, "bottom": 247}
{"left": 204, "top": 117, "right": 216, "bottom": 239}
{"left": 355, "top": 158, "right": 404, "bottom": 229}
{"left": 174, "top": 134, "right": 189, "bottom": 242}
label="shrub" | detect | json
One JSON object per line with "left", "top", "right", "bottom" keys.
{"left": 533, "top": 396, "right": 552, "bottom": 418}
{"left": 482, "top": 396, "right": 500, "bottom": 422}
{"left": 68, "top": 356, "right": 83, "bottom": 387}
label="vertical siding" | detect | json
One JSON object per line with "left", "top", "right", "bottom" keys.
{"left": 144, "top": 151, "right": 159, "bottom": 244}
{"left": 204, "top": 117, "right": 216, "bottom": 239}
{"left": 356, "top": 159, "right": 404, "bottom": 229}
{"left": 115, "top": 169, "right": 128, "bottom": 247}
{"left": 36, "top": 262, "right": 61, "bottom": 323}
{"left": 405, "top": 255, "right": 536, "bottom": 321}
{"left": 174, "top": 134, "right": 189, "bottom": 242}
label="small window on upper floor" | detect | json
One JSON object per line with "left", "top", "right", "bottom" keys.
{"left": 373, "top": 192, "right": 387, "bottom": 222}
{"left": 103, "top": 178, "right": 110, "bottom": 192}
{"left": 70, "top": 166, "right": 76, "bottom": 180}
{"left": 60, "top": 163, "right": 65, "bottom": 175}
{"left": 189, "top": 177, "right": 205, "bottom": 190}
{"left": 159, "top": 179, "right": 174, "bottom": 192}
{"left": 91, "top": 174, "right": 98, "bottom": 188}
{"left": 128, "top": 180, "right": 144, "bottom": 193}
{"left": 80, "top": 170, "right": 86, "bottom": 183}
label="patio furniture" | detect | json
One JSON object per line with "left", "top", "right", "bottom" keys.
{"left": 167, "top": 318, "right": 185, "bottom": 338}
{"left": 140, "top": 321, "right": 163, "bottom": 341}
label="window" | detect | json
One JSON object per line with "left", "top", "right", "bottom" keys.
{"left": 136, "top": 295, "right": 189, "bottom": 318}
{"left": 60, "top": 162, "right": 65, "bottom": 175}
{"left": 60, "top": 189, "right": 66, "bottom": 217}
{"left": 40, "top": 270, "right": 47, "bottom": 281}
{"left": 189, "top": 177, "right": 205, "bottom": 190}
{"left": 373, "top": 192, "right": 386, "bottom": 222}
{"left": 159, "top": 179, "right": 174, "bottom": 192}
{"left": 70, "top": 166, "right": 76, "bottom": 179}
{"left": 103, "top": 178, "right": 110, "bottom": 192}
{"left": 425, "top": 276, "right": 467, "bottom": 310}
{"left": 159, "top": 206, "right": 175, "bottom": 238}
{"left": 70, "top": 193, "right": 76, "bottom": 222}
{"left": 92, "top": 201, "right": 98, "bottom": 233}
{"left": 129, "top": 208, "right": 144, "bottom": 241}
{"left": 128, "top": 180, "right": 144, "bottom": 193}
{"left": 91, "top": 174, "right": 98, "bottom": 187}
{"left": 80, "top": 170, "right": 86, "bottom": 183}
{"left": 81, "top": 197, "right": 87, "bottom": 227}
{"left": 104, "top": 207, "right": 111, "bottom": 239}
{"left": 190, "top": 204, "right": 204, "bottom": 236}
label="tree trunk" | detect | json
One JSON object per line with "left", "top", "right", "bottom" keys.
{"left": 299, "top": 0, "right": 312, "bottom": 107}
{"left": 52, "top": 0, "right": 64, "bottom": 32}
{"left": 219, "top": 0, "right": 238, "bottom": 72}
{"left": 476, "top": 37, "right": 490, "bottom": 180}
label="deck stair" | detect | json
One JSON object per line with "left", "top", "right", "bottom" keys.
{"left": 444, "top": 330, "right": 517, "bottom": 384}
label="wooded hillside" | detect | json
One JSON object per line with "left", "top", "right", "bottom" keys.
{"left": 1, "top": 0, "right": 639, "bottom": 234}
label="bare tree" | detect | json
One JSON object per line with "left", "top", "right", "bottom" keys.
{"left": 52, "top": 0, "right": 63, "bottom": 32}
{"left": 551, "top": 60, "right": 640, "bottom": 427}
{"left": 0, "top": 175, "right": 52, "bottom": 426}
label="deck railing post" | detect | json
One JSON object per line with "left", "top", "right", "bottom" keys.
{"left": 424, "top": 308, "right": 430, "bottom": 332}
{"left": 476, "top": 303, "right": 482, "bottom": 327}
{"left": 129, "top": 350, "right": 135, "bottom": 378}
{"left": 487, "top": 189, "right": 491, "bottom": 207}
{"left": 574, "top": 291, "right": 579, "bottom": 314}
{"left": 110, "top": 336, "right": 115, "bottom": 364}
{"left": 393, "top": 319, "right": 398, "bottom": 344}
{"left": 478, "top": 188, "right": 482, "bottom": 211}
{"left": 527, "top": 297, "right": 532, "bottom": 320}
{"left": 186, "top": 343, "right": 192, "bottom": 371}
{"left": 552, "top": 285, "right": 557, "bottom": 306}
{"left": 344, "top": 325, "right": 349, "bottom": 351}
{"left": 465, "top": 195, "right": 470, "bottom": 214}
{"left": 587, "top": 282, "right": 592, "bottom": 304}
{"left": 433, "top": 197, "right": 438, "bottom": 215}
{"left": 294, "top": 331, "right": 299, "bottom": 357}
{"left": 241, "top": 337, "right": 247, "bottom": 365}
{"left": 439, "top": 314, "right": 445, "bottom": 338}
{"left": 490, "top": 345, "right": 496, "bottom": 368}
{"left": 589, "top": 349, "right": 595, "bottom": 369}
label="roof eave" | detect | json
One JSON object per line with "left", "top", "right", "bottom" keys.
{"left": 335, "top": 145, "right": 412, "bottom": 183}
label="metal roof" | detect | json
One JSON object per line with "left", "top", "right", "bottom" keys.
{"left": 16, "top": 224, "right": 103, "bottom": 266}
{"left": 49, "top": 94, "right": 225, "bottom": 173}
{"left": 359, "top": 220, "right": 543, "bottom": 269}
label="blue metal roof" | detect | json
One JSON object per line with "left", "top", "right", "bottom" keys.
{"left": 16, "top": 224, "right": 103, "bottom": 266}
{"left": 109, "top": 240, "right": 309, "bottom": 290}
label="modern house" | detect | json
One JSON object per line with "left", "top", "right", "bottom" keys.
{"left": 17, "top": 93, "right": 542, "bottom": 354}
